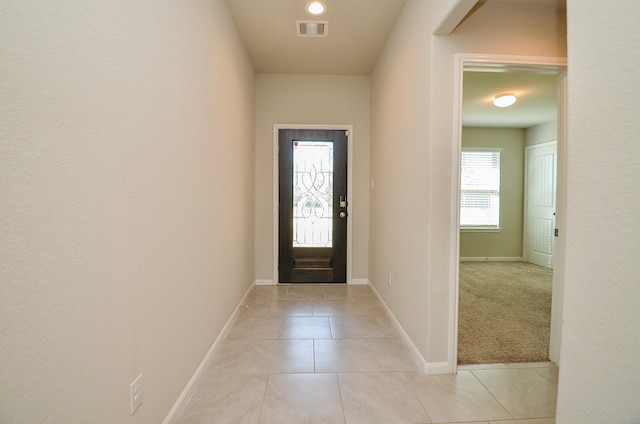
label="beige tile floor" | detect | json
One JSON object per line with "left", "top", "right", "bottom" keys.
{"left": 176, "top": 284, "right": 558, "bottom": 424}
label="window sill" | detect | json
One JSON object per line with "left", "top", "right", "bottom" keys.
{"left": 460, "top": 227, "right": 502, "bottom": 233}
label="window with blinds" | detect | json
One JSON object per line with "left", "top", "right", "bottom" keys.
{"left": 460, "top": 148, "right": 501, "bottom": 228}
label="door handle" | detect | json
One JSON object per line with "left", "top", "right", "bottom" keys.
{"left": 339, "top": 212, "right": 348, "bottom": 218}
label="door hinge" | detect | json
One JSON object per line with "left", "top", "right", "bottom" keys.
{"left": 554, "top": 228, "right": 559, "bottom": 237}
{"left": 345, "top": 130, "right": 349, "bottom": 136}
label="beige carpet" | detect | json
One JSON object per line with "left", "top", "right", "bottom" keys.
{"left": 458, "top": 261, "right": 552, "bottom": 364}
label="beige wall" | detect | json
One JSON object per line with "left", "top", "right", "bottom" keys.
{"left": 0, "top": 1, "right": 255, "bottom": 423}
{"left": 557, "top": 1, "right": 640, "bottom": 421}
{"left": 526, "top": 121, "right": 558, "bottom": 146}
{"left": 460, "top": 127, "right": 525, "bottom": 259}
{"left": 254, "top": 74, "right": 371, "bottom": 283}
{"left": 371, "top": 0, "right": 566, "bottom": 367}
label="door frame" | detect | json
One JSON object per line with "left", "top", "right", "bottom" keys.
{"left": 449, "top": 54, "right": 567, "bottom": 372}
{"left": 273, "top": 124, "right": 354, "bottom": 284}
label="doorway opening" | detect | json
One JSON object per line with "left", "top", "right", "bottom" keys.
{"left": 450, "top": 55, "right": 567, "bottom": 370}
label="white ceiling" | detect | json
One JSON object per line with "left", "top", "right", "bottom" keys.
{"left": 463, "top": 71, "right": 558, "bottom": 128}
{"left": 225, "top": 0, "right": 565, "bottom": 128}
{"left": 224, "top": 0, "right": 407, "bottom": 75}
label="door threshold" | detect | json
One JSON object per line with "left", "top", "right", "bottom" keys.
{"left": 276, "top": 282, "right": 347, "bottom": 285}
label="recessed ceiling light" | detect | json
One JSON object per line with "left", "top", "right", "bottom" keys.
{"left": 493, "top": 93, "right": 517, "bottom": 108}
{"left": 306, "top": 1, "right": 327, "bottom": 16}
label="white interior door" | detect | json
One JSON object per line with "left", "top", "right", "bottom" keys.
{"left": 524, "top": 141, "right": 557, "bottom": 268}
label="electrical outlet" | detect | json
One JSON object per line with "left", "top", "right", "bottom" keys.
{"left": 130, "top": 374, "right": 143, "bottom": 415}
{"left": 387, "top": 272, "right": 392, "bottom": 287}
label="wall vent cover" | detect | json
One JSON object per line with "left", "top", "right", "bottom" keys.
{"left": 297, "top": 21, "right": 328, "bottom": 37}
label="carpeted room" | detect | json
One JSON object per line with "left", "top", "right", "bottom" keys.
{"left": 458, "top": 261, "right": 552, "bottom": 364}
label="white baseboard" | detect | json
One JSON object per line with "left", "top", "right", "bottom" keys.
{"left": 257, "top": 278, "right": 368, "bottom": 285}
{"left": 367, "top": 283, "right": 429, "bottom": 374}
{"left": 368, "top": 283, "right": 454, "bottom": 375}
{"left": 425, "top": 361, "right": 452, "bottom": 374}
{"left": 162, "top": 282, "right": 255, "bottom": 424}
{"left": 460, "top": 256, "right": 524, "bottom": 262}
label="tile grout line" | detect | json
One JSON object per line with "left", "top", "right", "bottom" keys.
{"left": 468, "top": 370, "right": 515, "bottom": 420}
{"left": 335, "top": 373, "right": 348, "bottom": 424}
{"left": 257, "top": 373, "right": 271, "bottom": 424}
{"left": 407, "top": 373, "right": 434, "bottom": 424}
{"left": 313, "top": 339, "right": 317, "bottom": 373}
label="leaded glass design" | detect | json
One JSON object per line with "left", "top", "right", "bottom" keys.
{"left": 292, "top": 140, "right": 333, "bottom": 248}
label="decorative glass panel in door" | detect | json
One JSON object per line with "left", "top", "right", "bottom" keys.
{"left": 293, "top": 141, "right": 333, "bottom": 248}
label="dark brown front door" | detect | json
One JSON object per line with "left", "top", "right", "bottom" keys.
{"left": 278, "top": 129, "right": 348, "bottom": 283}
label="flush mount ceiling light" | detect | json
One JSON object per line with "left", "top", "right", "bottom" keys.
{"left": 493, "top": 93, "right": 517, "bottom": 108}
{"left": 306, "top": 1, "right": 327, "bottom": 16}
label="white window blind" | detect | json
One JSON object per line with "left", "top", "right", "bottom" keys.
{"left": 460, "top": 148, "right": 501, "bottom": 227}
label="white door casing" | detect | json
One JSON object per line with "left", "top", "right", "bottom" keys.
{"left": 450, "top": 54, "right": 567, "bottom": 373}
{"left": 272, "top": 124, "right": 354, "bottom": 285}
{"left": 548, "top": 71, "right": 567, "bottom": 365}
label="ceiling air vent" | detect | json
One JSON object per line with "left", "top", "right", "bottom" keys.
{"left": 297, "top": 20, "right": 328, "bottom": 37}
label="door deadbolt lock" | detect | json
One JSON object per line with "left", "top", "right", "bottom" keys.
{"left": 339, "top": 196, "right": 348, "bottom": 208}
